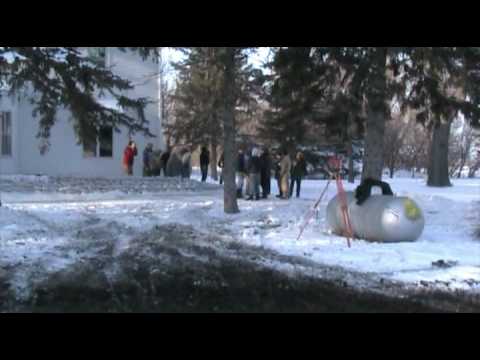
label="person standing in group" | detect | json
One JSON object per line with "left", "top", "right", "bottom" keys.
{"left": 160, "top": 147, "right": 171, "bottom": 176}
{"left": 218, "top": 153, "right": 225, "bottom": 185}
{"left": 200, "top": 146, "right": 210, "bottom": 182}
{"left": 243, "top": 147, "right": 252, "bottom": 198}
{"left": 123, "top": 140, "right": 138, "bottom": 176}
{"left": 274, "top": 153, "right": 283, "bottom": 198}
{"left": 236, "top": 147, "right": 247, "bottom": 198}
{"left": 246, "top": 147, "right": 262, "bottom": 201}
{"left": 143, "top": 143, "right": 154, "bottom": 177}
{"left": 181, "top": 147, "right": 192, "bottom": 179}
{"left": 260, "top": 148, "right": 272, "bottom": 199}
{"left": 290, "top": 152, "right": 307, "bottom": 198}
{"left": 279, "top": 149, "right": 292, "bottom": 199}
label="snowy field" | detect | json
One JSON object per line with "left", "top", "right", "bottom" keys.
{"left": 1, "top": 171, "right": 479, "bottom": 302}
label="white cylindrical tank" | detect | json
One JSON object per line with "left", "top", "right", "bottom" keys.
{"left": 326, "top": 192, "right": 425, "bottom": 243}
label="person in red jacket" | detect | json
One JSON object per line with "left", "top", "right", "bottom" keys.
{"left": 123, "top": 141, "right": 138, "bottom": 175}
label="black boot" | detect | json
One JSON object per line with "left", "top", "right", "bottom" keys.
{"left": 237, "top": 189, "right": 243, "bottom": 199}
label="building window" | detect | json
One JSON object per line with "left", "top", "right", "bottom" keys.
{"left": 1, "top": 111, "right": 12, "bottom": 156}
{"left": 99, "top": 126, "right": 113, "bottom": 157}
{"left": 82, "top": 126, "right": 113, "bottom": 158}
{"left": 87, "top": 47, "right": 107, "bottom": 67}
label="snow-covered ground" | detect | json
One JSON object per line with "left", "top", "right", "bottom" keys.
{"left": 1, "top": 172, "right": 479, "bottom": 301}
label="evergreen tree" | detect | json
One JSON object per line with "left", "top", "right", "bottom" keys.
{"left": 398, "top": 47, "right": 480, "bottom": 186}
{"left": 218, "top": 47, "right": 259, "bottom": 214}
{"left": 170, "top": 47, "right": 225, "bottom": 180}
{"left": 171, "top": 47, "right": 259, "bottom": 213}
{"left": 259, "top": 47, "right": 328, "bottom": 150}
{"left": 262, "top": 47, "right": 480, "bottom": 184}
{"left": 0, "top": 47, "right": 159, "bottom": 144}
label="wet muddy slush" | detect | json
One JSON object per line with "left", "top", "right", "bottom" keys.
{"left": 1, "top": 224, "right": 479, "bottom": 313}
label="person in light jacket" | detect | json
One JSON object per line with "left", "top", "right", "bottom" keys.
{"left": 279, "top": 149, "right": 291, "bottom": 200}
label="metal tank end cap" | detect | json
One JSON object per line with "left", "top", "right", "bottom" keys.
{"left": 403, "top": 198, "right": 422, "bottom": 221}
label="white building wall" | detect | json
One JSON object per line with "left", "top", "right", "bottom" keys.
{"left": 4, "top": 48, "right": 163, "bottom": 177}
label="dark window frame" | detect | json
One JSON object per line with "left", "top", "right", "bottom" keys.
{"left": 99, "top": 126, "right": 113, "bottom": 158}
{"left": 82, "top": 125, "right": 113, "bottom": 158}
{"left": 0, "top": 111, "right": 12, "bottom": 157}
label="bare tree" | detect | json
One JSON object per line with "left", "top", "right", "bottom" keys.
{"left": 449, "top": 117, "right": 476, "bottom": 178}
{"left": 399, "top": 120, "right": 430, "bottom": 177}
{"left": 159, "top": 61, "right": 175, "bottom": 149}
{"left": 468, "top": 149, "right": 480, "bottom": 178}
{"left": 383, "top": 115, "right": 408, "bottom": 178}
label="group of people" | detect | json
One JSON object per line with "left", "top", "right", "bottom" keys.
{"left": 122, "top": 141, "right": 308, "bottom": 201}
{"left": 235, "top": 146, "right": 308, "bottom": 201}
{"left": 123, "top": 141, "right": 198, "bottom": 179}
{"left": 122, "top": 141, "right": 172, "bottom": 177}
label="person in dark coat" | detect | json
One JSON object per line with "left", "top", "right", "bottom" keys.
{"left": 160, "top": 148, "right": 171, "bottom": 176}
{"left": 218, "top": 153, "right": 225, "bottom": 185}
{"left": 181, "top": 148, "right": 192, "bottom": 179}
{"left": 166, "top": 147, "right": 183, "bottom": 177}
{"left": 143, "top": 143, "right": 154, "bottom": 177}
{"left": 243, "top": 147, "right": 252, "bottom": 197}
{"left": 290, "top": 152, "right": 307, "bottom": 198}
{"left": 246, "top": 147, "right": 262, "bottom": 201}
{"left": 150, "top": 150, "right": 162, "bottom": 176}
{"left": 259, "top": 148, "right": 272, "bottom": 199}
{"left": 200, "top": 146, "right": 210, "bottom": 182}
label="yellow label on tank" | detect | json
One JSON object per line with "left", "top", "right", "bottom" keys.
{"left": 404, "top": 198, "right": 421, "bottom": 220}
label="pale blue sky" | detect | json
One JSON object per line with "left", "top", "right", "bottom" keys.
{"left": 162, "top": 47, "right": 271, "bottom": 83}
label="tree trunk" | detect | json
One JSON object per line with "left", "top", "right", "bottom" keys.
{"left": 362, "top": 110, "right": 386, "bottom": 181}
{"left": 222, "top": 48, "right": 240, "bottom": 214}
{"left": 361, "top": 49, "right": 387, "bottom": 182}
{"left": 347, "top": 138, "right": 354, "bottom": 183}
{"left": 389, "top": 165, "right": 394, "bottom": 179}
{"left": 468, "top": 160, "right": 479, "bottom": 178}
{"left": 468, "top": 167, "right": 478, "bottom": 178}
{"left": 456, "top": 156, "right": 466, "bottom": 179}
{"left": 427, "top": 120, "right": 452, "bottom": 187}
{"left": 210, "top": 140, "right": 218, "bottom": 181}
